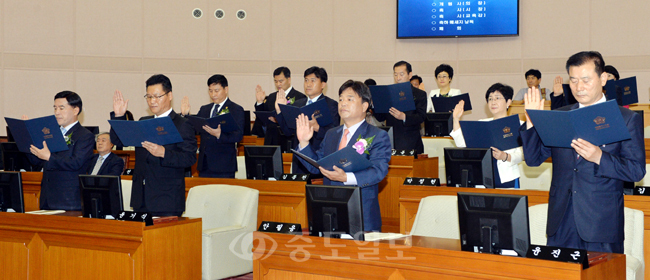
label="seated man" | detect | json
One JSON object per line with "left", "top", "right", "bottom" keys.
{"left": 86, "top": 132, "right": 125, "bottom": 176}
{"left": 513, "top": 69, "right": 549, "bottom": 101}
{"left": 295, "top": 80, "right": 392, "bottom": 232}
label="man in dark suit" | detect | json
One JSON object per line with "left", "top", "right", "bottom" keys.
{"left": 180, "top": 74, "right": 244, "bottom": 178}
{"left": 374, "top": 61, "right": 427, "bottom": 154}
{"left": 27, "top": 91, "right": 95, "bottom": 210}
{"left": 110, "top": 74, "right": 197, "bottom": 217}
{"left": 521, "top": 51, "right": 645, "bottom": 253}
{"left": 252, "top": 67, "right": 306, "bottom": 148}
{"left": 86, "top": 132, "right": 124, "bottom": 176}
{"left": 295, "top": 80, "right": 392, "bottom": 231}
{"left": 276, "top": 66, "right": 340, "bottom": 174}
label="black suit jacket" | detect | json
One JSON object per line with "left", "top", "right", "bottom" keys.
{"left": 276, "top": 94, "right": 340, "bottom": 174}
{"left": 110, "top": 110, "right": 197, "bottom": 214}
{"left": 86, "top": 152, "right": 125, "bottom": 176}
{"left": 251, "top": 87, "right": 306, "bottom": 145}
{"left": 521, "top": 103, "right": 645, "bottom": 243}
{"left": 29, "top": 122, "right": 95, "bottom": 210}
{"left": 374, "top": 86, "right": 427, "bottom": 154}
{"left": 193, "top": 99, "right": 244, "bottom": 174}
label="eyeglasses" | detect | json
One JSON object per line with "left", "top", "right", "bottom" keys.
{"left": 144, "top": 92, "right": 169, "bottom": 101}
{"left": 488, "top": 96, "right": 505, "bottom": 102}
{"left": 437, "top": 75, "right": 450, "bottom": 79}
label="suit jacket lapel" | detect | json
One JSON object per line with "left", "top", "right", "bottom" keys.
{"left": 345, "top": 122, "right": 369, "bottom": 150}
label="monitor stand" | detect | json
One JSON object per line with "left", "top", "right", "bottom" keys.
{"left": 461, "top": 169, "right": 469, "bottom": 188}
{"left": 481, "top": 226, "right": 495, "bottom": 254}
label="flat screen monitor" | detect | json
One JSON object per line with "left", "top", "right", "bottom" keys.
{"left": 425, "top": 112, "right": 452, "bottom": 137}
{"left": 79, "top": 175, "right": 123, "bottom": 219}
{"left": 0, "top": 142, "right": 39, "bottom": 171}
{"left": 0, "top": 171, "right": 24, "bottom": 213}
{"left": 83, "top": 126, "right": 100, "bottom": 135}
{"left": 244, "top": 145, "right": 283, "bottom": 180}
{"left": 305, "top": 184, "right": 364, "bottom": 241}
{"left": 377, "top": 126, "right": 394, "bottom": 148}
{"left": 444, "top": 147, "right": 494, "bottom": 188}
{"left": 397, "top": 0, "right": 519, "bottom": 38}
{"left": 457, "top": 192, "right": 530, "bottom": 257}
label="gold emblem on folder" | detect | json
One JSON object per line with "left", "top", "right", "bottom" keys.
{"left": 338, "top": 158, "right": 352, "bottom": 168}
{"left": 399, "top": 91, "right": 405, "bottom": 97}
{"left": 502, "top": 126, "right": 511, "bottom": 134}
{"left": 624, "top": 86, "right": 630, "bottom": 92}
{"left": 156, "top": 126, "right": 164, "bottom": 132}
{"left": 593, "top": 117, "right": 606, "bottom": 125}
{"left": 42, "top": 127, "right": 50, "bottom": 135}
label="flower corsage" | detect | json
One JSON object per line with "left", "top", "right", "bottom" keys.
{"left": 352, "top": 135, "right": 375, "bottom": 155}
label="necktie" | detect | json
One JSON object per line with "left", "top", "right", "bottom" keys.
{"left": 307, "top": 99, "right": 313, "bottom": 105}
{"left": 91, "top": 156, "right": 104, "bottom": 175}
{"left": 338, "top": 129, "right": 349, "bottom": 150}
{"left": 211, "top": 104, "right": 220, "bottom": 118}
{"left": 61, "top": 127, "right": 67, "bottom": 139}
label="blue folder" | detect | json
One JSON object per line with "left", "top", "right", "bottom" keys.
{"left": 253, "top": 111, "right": 277, "bottom": 126}
{"left": 431, "top": 93, "right": 472, "bottom": 113}
{"left": 605, "top": 76, "right": 638, "bottom": 106}
{"left": 459, "top": 115, "right": 521, "bottom": 151}
{"left": 108, "top": 117, "right": 183, "bottom": 147}
{"left": 368, "top": 82, "right": 416, "bottom": 113}
{"left": 526, "top": 100, "right": 630, "bottom": 148}
{"left": 186, "top": 113, "right": 241, "bottom": 133}
{"left": 5, "top": 116, "right": 69, "bottom": 153}
{"left": 291, "top": 147, "right": 373, "bottom": 173}
{"left": 279, "top": 99, "right": 334, "bottom": 129}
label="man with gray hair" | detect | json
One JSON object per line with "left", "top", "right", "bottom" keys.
{"left": 86, "top": 132, "right": 124, "bottom": 176}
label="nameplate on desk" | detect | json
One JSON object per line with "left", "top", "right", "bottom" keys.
{"left": 123, "top": 169, "right": 134, "bottom": 175}
{"left": 633, "top": 186, "right": 650, "bottom": 196}
{"left": 403, "top": 177, "right": 440, "bottom": 186}
{"left": 117, "top": 211, "right": 153, "bottom": 226}
{"left": 279, "top": 173, "right": 309, "bottom": 182}
{"left": 258, "top": 221, "right": 302, "bottom": 235}
{"left": 391, "top": 149, "right": 416, "bottom": 157}
{"left": 526, "top": 245, "right": 588, "bottom": 269}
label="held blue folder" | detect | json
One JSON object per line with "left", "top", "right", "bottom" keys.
{"left": 431, "top": 93, "right": 472, "bottom": 113}
{"left": 5, "top": 115, "right": 69, "bottom": 153}
{"left": 253, "top": 111, "right": 277, "bottom": 126}
{"left": 604, "top": 76, "right": 638, "bottom": 106}
{"left": 526, "top": 100, "right": 630, "bottom": 148}
{"left": 186, "top": 113, "right": 241, "bottom": 133}
{"left": 291, "top": 147, "right": 373, "bottom": 173}
{"left": 279, "top": 99, "right": 334, "bottom": 129}
{"left": 368, "top": 82, "right": 416, "bottom": 113}
{"left": 459, "top": 115, "right": 522, "bottom": 151}
{"left": 108, "top": 117, "right": 183, "bottom": 147}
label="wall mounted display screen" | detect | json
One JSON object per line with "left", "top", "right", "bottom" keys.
{"left": 397, "top": 0, "right": 519, "bottom": 38}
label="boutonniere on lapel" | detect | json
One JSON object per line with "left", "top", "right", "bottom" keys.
{"left": 286, "top": 97, "right": 295, "bottom": 105}
{"left": 64, "top": 132, "right": 73, "bottom": 145}
{"left": 353, "top": 135, "right": 375, "bottom": 155}
{"left": 219, "top": 106, "right": 230, "bottom": 115}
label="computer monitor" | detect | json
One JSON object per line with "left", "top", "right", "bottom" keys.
{"left": 79, "top": 175, "right": 123, "bottom": 219}
{"left": 457, "top": 192, "right": 530, "bottom": 257}
{"left": 305, "top": 184, "right": 365, "bottom": 241}
{"left": 83, "top": 126, "right": 100, "bottom": 135}
{"left": 376, "top": 126, "right": 394, "bottom": 148}
{"left": 0, "top": 142, "right": 39, "bottom": 171}
{"left": 444, "top": 147, "right": 494, "bottom": 188}
{"left": 425, "top": 113, "right": 452, "bottom": 137}
{"left": 244, "top": 145, "right": 283, "bottom": 180}
{"left": 0, "top": 171, "right": 24, "bottom": 213}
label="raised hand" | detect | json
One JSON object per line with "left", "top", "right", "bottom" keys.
{"left": 451, "top": 100, "right": 465, "bottom": 132}
{"left": 21, "top": 115, "right": 29, "bottom": 120}
{"left": 113, "top": 90, "right": 129, "bottom": 117}
{"left": 553, "top": 76, "right": 564, "bottom": 97}
{"left": 181, "top": 96, "right": 191, "bottom": 116}
{"left": 275, "top": 88, "right": 286, "bottom": 113}
{"left": 296, "top": 114, "right": 314, "bottom": 148}
{"left": 255, "top": 85, "right": 266, "bottom": 104}
{"left": 524, "top": 86, "right": 545, "bottom": 128}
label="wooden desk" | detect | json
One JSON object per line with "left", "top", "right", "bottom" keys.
{"left": 0, "top": 212, "right": 201, "bottom": 280}
{"left": 252, "top": 232, "right": 625, "bottom": 279}
{"left": 237, "top": 135, "right": 265, "bottom": 156}
{"left": 399, "top": 185, "right": 650, "bottom": 280}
